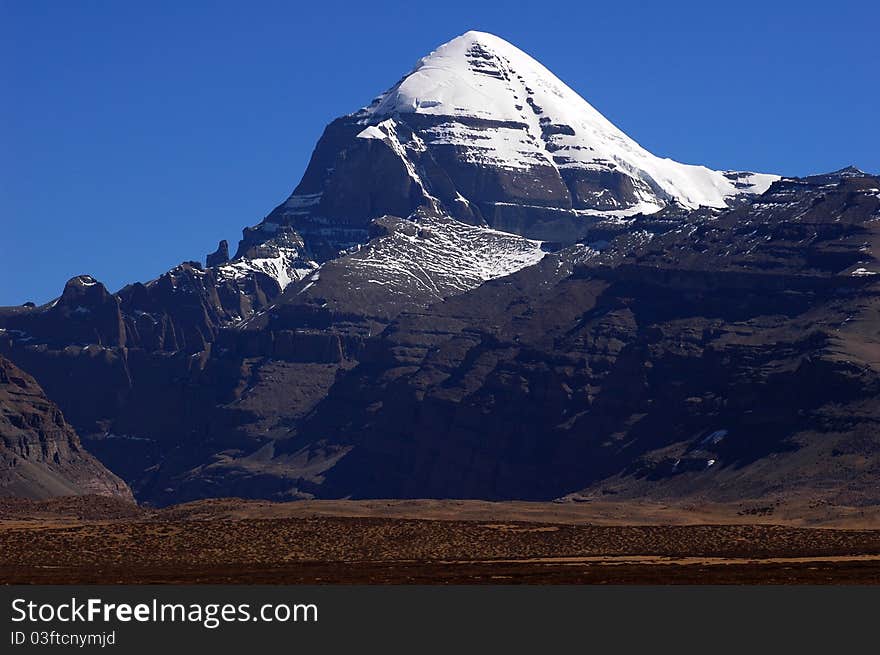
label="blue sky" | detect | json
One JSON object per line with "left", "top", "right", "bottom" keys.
{"left": 2, "top": 0, "right": 878, "bottom": 305}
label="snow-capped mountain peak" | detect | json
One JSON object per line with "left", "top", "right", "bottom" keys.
{"left": 367, "top": 30, "right": 612, "bottom": 125}
{"left": 363, "top": 30, "right": 777, "bottom": 210}
{"left": 225, "top": 31, "right": 779, "bottom": 295}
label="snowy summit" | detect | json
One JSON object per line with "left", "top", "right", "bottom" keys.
{"left": 361, "top": 30, "right": 778, "bottom": 211}
{"left": 228, "top": 31, "right": 781, "bottom": 292}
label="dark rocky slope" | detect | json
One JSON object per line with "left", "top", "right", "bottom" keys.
{"left": 184, "top": 170, "right": 879, "bottom": 505}
{"left": 0, "top": 355, "right": 132, "bottom": 499}
{"left": 0, "top": 169, "right": 869, "bottom": 506}
{"left": 2, "top": 166, "right": 876, "bottom": 505}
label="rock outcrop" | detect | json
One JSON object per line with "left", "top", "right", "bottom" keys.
{"left": 206, "top": 240, "right": 230, "bottom": 267}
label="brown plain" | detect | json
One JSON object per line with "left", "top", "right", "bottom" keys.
{"left": 3, "top": 496, "right": 880, "bottom": 584}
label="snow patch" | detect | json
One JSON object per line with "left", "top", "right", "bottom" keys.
{"left": 218, "top": 250, "right": 318, "bottom": 291}
{"left": 326, "top": 215, "right": 547, "bottom": 301}
{"left": 701, "top": 429, "right": 728, "bottom": 446}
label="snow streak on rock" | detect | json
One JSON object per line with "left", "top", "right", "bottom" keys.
{"left": 219, "top": 226, "right": 317, "bottom": 291}
{"left": 298, "top": 214, "right": 547, "bottom": 304}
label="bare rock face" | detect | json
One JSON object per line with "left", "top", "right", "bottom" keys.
{"left": 116, "top": 262, "right": 280, "bottom": 353}
{"left": 206, "top": 240, "right": 230, "bottom": 267}
{"left": 3, "top": 275, "right": 127, "bottom": 348}
{"left": 0, "top": 355, "right": 132, "bottom": 500}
